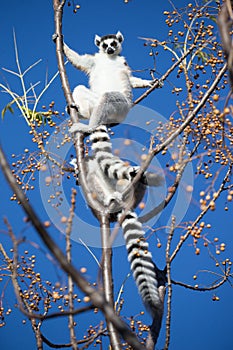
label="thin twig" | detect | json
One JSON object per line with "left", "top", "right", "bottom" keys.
{"left": 79, "top": 238, "right": 101, "bottom": 267}
{"left": 171, "top": 275, "right": 229, "bottom": 291}
{"left": 41, "top": 324, "right": 107, "bottom": 349}
{"left": 164, "top": 216, "right": 175, "bottom": 350}
{"left": 6, "top": 303, "right": 95, "bottom": 321}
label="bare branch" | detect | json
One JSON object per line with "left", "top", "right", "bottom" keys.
{"left": 164, "top": 216, "right": 175, "bottom": 350}
{"left": 53, "top": 0, "right": 77, "bottom": 121}
{"left": 171, "top": 276, "right": 229, "bottom": 292}
{"left": 52, "top": 0, "right": 106, "bottom": 221}
{"left": 218, "top": 1, "right": 233, "bottom": 90}
{"left": 100, "top": 214, "right": 121, "bottom": 349}
{"left": 11, "top": 304, "right": 95, "bottom": 322}
{"left": 65, "top": 189, "right": 78, "bottom": 349}
{"left": 41, "top": 324, "right": 107, "bottom": 349}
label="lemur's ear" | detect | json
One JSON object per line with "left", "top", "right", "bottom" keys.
{"left": 94, "top": 34, "right": 101, "bottom": 47}
{"left": 116, "top": 31, "right": 124, "bottom": 43}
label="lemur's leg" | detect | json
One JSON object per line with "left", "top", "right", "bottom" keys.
{"left": 87, "top": 159, "right": 123, "bottom": 208}
{"left": 89, "top": 91, "right": 131, "bottom": 127}
{"left": 70, "top": 92, "right": 131, "bottom": 134}
{"left": 72, "top": 85, "right": 98, "bottom": 119}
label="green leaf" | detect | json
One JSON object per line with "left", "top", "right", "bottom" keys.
{"left": 197, "top": 50, "right": 210, "bottom": 63}
{"left": 1, "top": 102, "right": 14, "bottom": 119}
{"left": 209, "top": 15, "right": 217, "bottom": 23}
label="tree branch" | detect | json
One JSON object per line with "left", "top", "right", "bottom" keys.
{"left": 65, "top": 189, "right": 78, "bottom": 349}
{"left": 53, "top": 0, "right": 77, "bottom": 121}
{"left": 171, "top": 276, "right": 229, "bottom": 292}
{"left": 100, "top": 214, "right": 122, "bottom": 349}
{"left": 164, "top": 216, "right": 175, "bottom": 350}
{"left": 41, "top": 324, "right": 107, "bottom": 349}
{"left": 218, "top": 0, "right": 233, "bottom": 90}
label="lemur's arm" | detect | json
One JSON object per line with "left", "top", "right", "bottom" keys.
{"left": 63, "top": 43, "right": 95, "bottom": 74}
{"left": 130, "top": 76, "right": 156, "bottom": 88}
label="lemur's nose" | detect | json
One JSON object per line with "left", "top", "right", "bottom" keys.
{"left": 107, "top": 47, "right": 114, "bottom": 54}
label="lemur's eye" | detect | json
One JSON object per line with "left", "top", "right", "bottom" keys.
{"left": 111, "top": 41, "right": 117, "bottom": 47}
{"left": 102, "top": 43, "right": 108, "bottom": 49}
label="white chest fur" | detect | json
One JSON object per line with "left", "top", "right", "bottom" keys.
{"left": 89, "top": 53, "right": 131, "bottom": 96}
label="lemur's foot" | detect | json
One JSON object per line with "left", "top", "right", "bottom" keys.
{"left": 143, "top": 172, "right": 164, "bottom": 187}
{"left": 105, "top": 191, "right": 123, "bottom": 207}
{"left": 52, "top": 33, "right": 58, "bottom": 42}
{"left": 69, "top": 122, "right": 94, "bottom": 135}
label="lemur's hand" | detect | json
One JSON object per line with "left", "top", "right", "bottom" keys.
{"left": 52, "top": 33, "right": 64, "bottom": 42}
{"left": 150, "top": 78, "right": 164, "bottom": 88}
{"left": 52, "top": 33, "right": 58, "bottom": 42}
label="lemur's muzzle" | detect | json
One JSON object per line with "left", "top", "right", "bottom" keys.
{"left": 107, "top": 47, "right": 115, "bottom": 55}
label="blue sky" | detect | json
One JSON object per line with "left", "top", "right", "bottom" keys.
{"left": 0, "top": 1, "right": 233, "bottom": 349}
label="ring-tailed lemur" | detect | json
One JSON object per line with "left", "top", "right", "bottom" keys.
{"left": 70, "top": 126, "right": 166, "bottom": 341}
{"left": 63, "top": 31, "right": 157, "bottom": 134}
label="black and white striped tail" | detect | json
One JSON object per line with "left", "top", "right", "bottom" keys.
{"left": 90, "top": 126, "right": 163, "bottom": 186}
{"left": 119, "top": 211, "right": 162, "bottom": 318}
{"left": 120, "top": 210, "right": 166, "bottom": 346}
{"left": 90, "top": 125, "right": 139, "bottom": 180}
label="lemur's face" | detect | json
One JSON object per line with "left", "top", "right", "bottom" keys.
{"left": 95, "top": 31, "right": 124, "bottom": 56}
